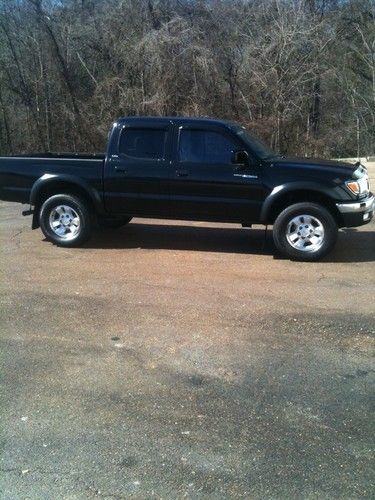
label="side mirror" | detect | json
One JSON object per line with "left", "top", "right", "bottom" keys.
{"left": 232, "top": 150, "right": 249, "bottom": 166}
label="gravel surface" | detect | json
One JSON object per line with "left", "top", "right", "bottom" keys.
{"left": 0, "top": 201, "right": 374, "bottom": 499}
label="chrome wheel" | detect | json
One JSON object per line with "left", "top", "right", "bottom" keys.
{"left": 48, "top": 205, "right": 81, "bottom": 240}
{"left": 286, "top": 214, "right": 325, "bottom": 253}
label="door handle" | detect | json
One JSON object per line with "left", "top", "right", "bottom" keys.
{"left": 176, "top": 169, "right": 189, "bottom": 177}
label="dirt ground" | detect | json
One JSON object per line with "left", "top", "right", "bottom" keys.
{"left": 0, "top": 184, "right": 374, "bottom": 498}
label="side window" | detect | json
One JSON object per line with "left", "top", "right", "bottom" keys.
{"left": 119, "top": 128, "right": 167, "bottom": 160}
{"left": 179, "top": 129, "right": 237, "bottom": 164}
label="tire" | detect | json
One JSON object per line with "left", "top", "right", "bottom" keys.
{"left": 273, "top": 202, "right": 338, "bottom": 261}
{"left": 97, "top": 216, "right": 132, "bottom": 229}
{"left": 39, "top": 194, "right": 93, "bottom": 247}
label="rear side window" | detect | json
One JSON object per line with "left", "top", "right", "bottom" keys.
{"left": 178, "top": 129, "right": 236, "bottom": 164}
{"left": 119, "top": 128, "right": 167, "bottom": 159}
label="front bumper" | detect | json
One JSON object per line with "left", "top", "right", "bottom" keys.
{"left": 336, "top": 194, "right": 374, "bottom": 227}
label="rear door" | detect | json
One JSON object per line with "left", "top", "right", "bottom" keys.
{"left": 169, "top": 125, "right": 265, "bottom": 221}
{"left": 104, "top": 121, "right": 172, "bottom": 215}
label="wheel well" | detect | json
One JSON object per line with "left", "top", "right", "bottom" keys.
{"left": 32, "top": 182, "right": 95, "bottom": 229}
{"left": 267, "top": 190, "right": 340, "bottom": 225}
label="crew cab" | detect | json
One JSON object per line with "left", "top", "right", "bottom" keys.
{"left": 0, "top": 117, "right": 373, "bottom": 260}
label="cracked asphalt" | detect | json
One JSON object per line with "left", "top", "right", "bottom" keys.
{"left": 0, "top": 200, "right": 374, "bottom": 499}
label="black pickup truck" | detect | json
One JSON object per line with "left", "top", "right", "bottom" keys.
{"left": 0, "top": 117, "right": 373, "bottom": 260}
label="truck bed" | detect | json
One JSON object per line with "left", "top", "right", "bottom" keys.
{"left": 0, "top": 153, "right": 104, "bottom": 205}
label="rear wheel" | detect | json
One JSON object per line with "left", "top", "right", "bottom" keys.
{"left": 273, "top": 202, "right": 338, "bottom": 261}
{"left": 39, "top": 194, "right": 92, "bottom": 246}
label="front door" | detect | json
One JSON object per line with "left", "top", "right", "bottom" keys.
{"left": 169, "top": 125, "right": 265, "bottom": 221}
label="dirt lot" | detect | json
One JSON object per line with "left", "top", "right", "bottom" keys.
{"left": 0, "top": 192, "right": 374, "bottom": 498}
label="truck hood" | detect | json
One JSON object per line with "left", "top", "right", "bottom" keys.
{"left": 269, "top": 156, "right": 357, "bottom": 177}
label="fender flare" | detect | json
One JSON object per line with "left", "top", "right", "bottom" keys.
{"left": 30, "top": 173, "right": 104, "bottom": 210}
{"left": 260, "top": 182, "right": 338, "bottom": 224}
{"left": 30, "top": 174, "right": 105, "bottom": 228}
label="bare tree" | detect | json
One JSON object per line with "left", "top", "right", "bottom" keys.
{"left": 0, "top": 0, "right": 373, "bottom": 156}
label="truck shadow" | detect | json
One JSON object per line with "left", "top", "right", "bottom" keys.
{"left": 85, "top": 223, "right": 273, "bottom": 255}
{"left": 82, "top": 222, "right": 375, "bottom": 263}
{"left": 328, "top": 228, "right": 375, "bottom": 263}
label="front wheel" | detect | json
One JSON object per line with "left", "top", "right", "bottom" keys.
{"left": 39, "top": 194, "right": 93, "bottom": 247}
{"left": 273, "top": 202, "right": 338, "bottom": 261}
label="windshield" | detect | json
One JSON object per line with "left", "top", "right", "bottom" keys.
{"left": 235, "top": 127, "right": 278, "bottom": 160}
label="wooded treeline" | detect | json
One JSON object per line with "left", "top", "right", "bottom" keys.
{"left": 0, "top": 0, "right": 374, "bottom": 156}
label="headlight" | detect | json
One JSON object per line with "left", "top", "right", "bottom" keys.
{"left": 346, "top": 164, "right": 370, "bottom": 196}
{"left": 353, "top": 164, "right": 367, "bottom": 179}
{"left": 346, "top": 180, "right": 361, "bottom": 194}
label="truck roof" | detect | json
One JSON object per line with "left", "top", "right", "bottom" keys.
{"left": 117, "top": 116, "right": 239, "bottom": 129}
